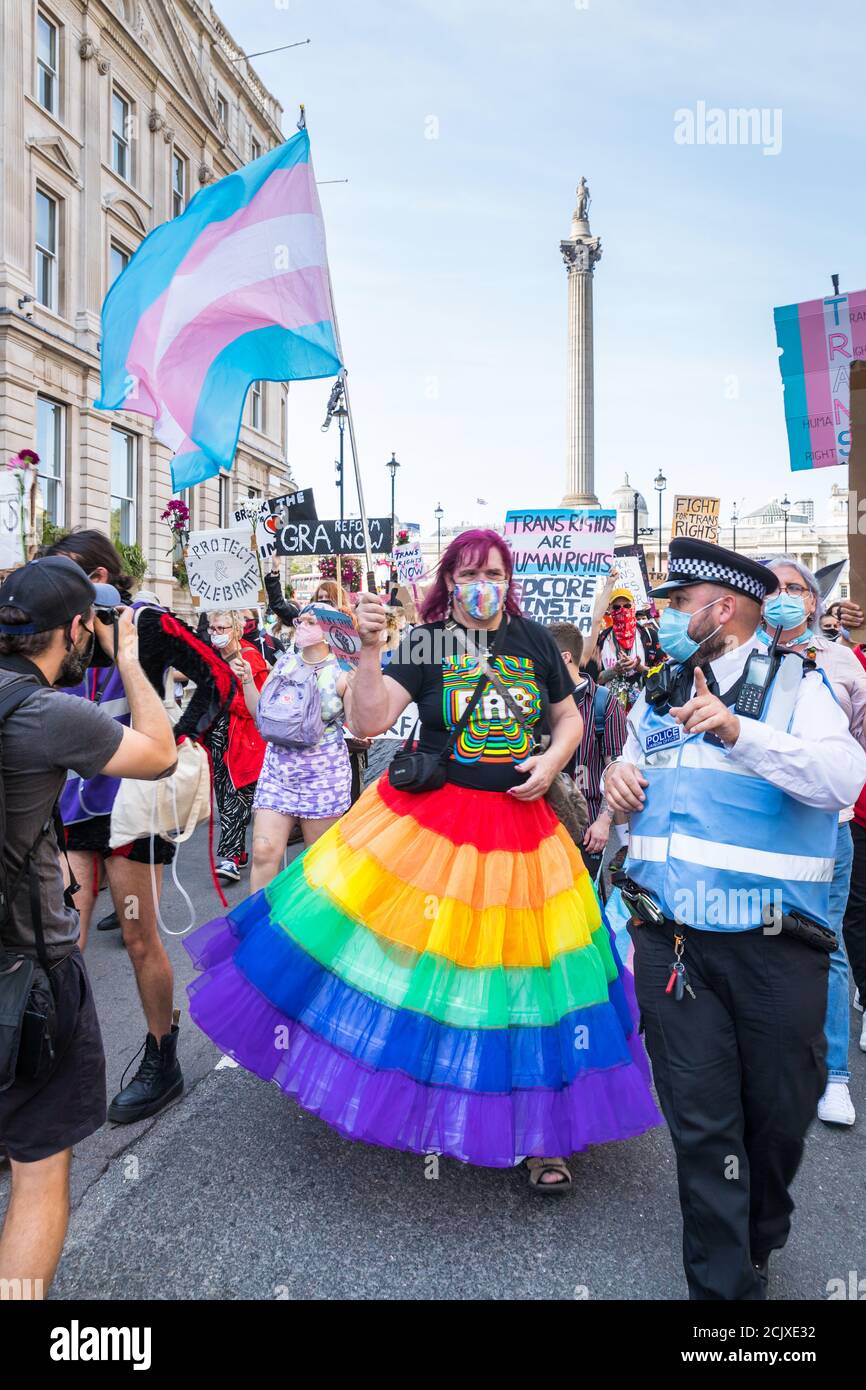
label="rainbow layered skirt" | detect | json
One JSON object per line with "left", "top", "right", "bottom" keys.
{"left": 184, "top": 777, "right": 661, "bottom": 1166}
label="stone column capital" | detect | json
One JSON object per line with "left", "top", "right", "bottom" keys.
{"left": 560, "top": 237, "right": 602, "bottom": 273}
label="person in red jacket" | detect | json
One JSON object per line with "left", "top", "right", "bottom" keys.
{"left": 203, "top": 610, "right": 269, "bottom": 883}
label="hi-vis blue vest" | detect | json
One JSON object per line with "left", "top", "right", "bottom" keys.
{"left": 624, "top": 658, "right": 839, "bottom": 931}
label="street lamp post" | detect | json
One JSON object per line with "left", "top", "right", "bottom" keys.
{"left": 781, "top": 494, "right": 790, "bottom": 552}
{"left": 731, "top": 503, "right": 738, "bottom": 551}
{"left": 434, "top": 502, "right": 444, "bottom": 558}
{"left": 632, "top": 490, "right": 639, "bottom": 547}
{"left": 654, "top": 470, "right": 667, "bottom": 574}
{"left": 386, "top": 452, "right": 400, "bottom": 580}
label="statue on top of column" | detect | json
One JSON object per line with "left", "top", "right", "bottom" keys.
{"left": 575, "top": 177, "right": 591, "bottom": 223}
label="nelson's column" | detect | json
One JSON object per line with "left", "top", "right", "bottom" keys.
{"left": 560, "top": 177, "right": 602, "bottom": 507}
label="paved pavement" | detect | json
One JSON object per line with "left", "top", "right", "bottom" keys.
{"left": 3, "top": 759, "right": 866, "bottom": 1300}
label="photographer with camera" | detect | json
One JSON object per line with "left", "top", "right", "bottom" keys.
{"left": 0, "top": 556, "right": 176, "bottom": 1296}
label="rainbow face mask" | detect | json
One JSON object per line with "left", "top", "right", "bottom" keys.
{"left": 453, "top": 581, "right": 506, "bottom": 620}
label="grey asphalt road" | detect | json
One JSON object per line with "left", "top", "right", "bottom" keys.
{"left": 3, "top": 760, "right": 866, "bottom": 1301}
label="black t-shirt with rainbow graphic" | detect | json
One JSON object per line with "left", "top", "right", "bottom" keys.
{"left": 385, "top": 615, "right": 573, "bottom": 792}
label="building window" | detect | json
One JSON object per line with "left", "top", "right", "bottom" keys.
{"left": 111, "top": 90, "right": 131, "bottom": 180}
{"left": 37, "top": 11, "right": 59, "bottom": 114}
{"left": 172, "top": 151, "right": 187, "bottom": 218}
{"left": 36, "top": 396, "right": 65, "bottom": 526}
{"left": 250, "top": 135, "right": 262, "bottom": 162}
{"left": 217, "top": 91, "right": 229, "bottom": 128}
{"left": 110, "top": 427, "right": 137, "bottom": 545}
{"left": 35, "top": 188, "right": 58, "bottom": 310}
{"left": 249, "top": 380, "right": 262, "bottom": 430}
{"left": 109, "top": 242, "right": 129, "bottom": 287}
{"left": 218, "top": 474, "right": 231, "bottom": 527}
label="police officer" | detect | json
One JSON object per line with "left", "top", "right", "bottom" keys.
{"left": 605, "top": 539, "right": 866, "bottom": 1301}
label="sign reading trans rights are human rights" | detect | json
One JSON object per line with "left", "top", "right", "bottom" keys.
{"left": 504, "top": 509, "right": 616, "bottom": 632}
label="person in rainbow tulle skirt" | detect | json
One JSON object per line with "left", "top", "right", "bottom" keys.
{"left": 184, "top": 529, "right": 660, "bottom": 1190}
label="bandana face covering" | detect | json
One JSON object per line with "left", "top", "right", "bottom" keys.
{"left": 611, "top": 606, "right": 637, "bottom": 648}
{"left": 453, "top": 581, "right": 506, "bottom": 621}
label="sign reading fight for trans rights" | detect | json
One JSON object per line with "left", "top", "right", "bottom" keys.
{"left": 671, "top": 495, "right": 720, "bottom": 543}
{"left": 774, "top": 289, "right": 866, "bottom": 471}
{"left": 504, "top": 509, "right": 616, "bottom": 631}
{"left": 95, "top": 129, "right": 342, "bottom": 492}
{"left": 185, "top": 528, "right": 263, "bottom": 610}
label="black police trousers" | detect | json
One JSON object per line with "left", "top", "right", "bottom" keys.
{"left": 629, "top": 918, "right": 829, "bottom": 1301}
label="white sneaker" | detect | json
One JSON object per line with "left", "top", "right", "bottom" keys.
{"left": 860, "top": 1014, "right": 866, "bottom": 1053}
{"left": 855, "top": 990, "right": 863, "bottom": 1012}
{"left": 817, "top": 1081, "right": 856, "bottom": 1126}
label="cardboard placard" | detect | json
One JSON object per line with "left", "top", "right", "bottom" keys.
{"left": 612, "top": 546, "right": 650, "bottom": 610}
{"left": 271, "top": 517, "right": 393, "bottom": 558}
{"left": 305, "top": 602, "right": 361, "bottom": 671}
{"left": 381, "top": 703, "right": 421, "bottom": 740}
{"left": 504, "top": 508, "right": 616, "bottom": 633}
{"left": 233, "top": 489, "right": 319, "bottom": 562}
{"left": 394, "top": 542, "right": 425, "bottom": 585}
{"left": 0, "top": 472, "right": 28, "bottom": 571}
{"left": 186, "top": 527, "right": 264, "bottom": 610}
{"left": 671, "top": 495, "right": 720, "bottom": 543}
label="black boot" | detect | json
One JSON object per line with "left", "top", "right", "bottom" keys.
{"left": 108, "top": 1025, "right": 184, "bottom": 1124}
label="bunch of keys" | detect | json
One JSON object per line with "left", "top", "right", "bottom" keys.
{"left": 665, "top": 933, "right": 696, "bottom": 1002}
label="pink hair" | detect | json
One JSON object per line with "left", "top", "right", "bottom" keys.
{"left": 420, "top": 528, "right": 522, "bottom": 622}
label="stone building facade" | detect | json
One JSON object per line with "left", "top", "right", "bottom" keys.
{"left": 0, "top": 0, "right": 293, "bottom": 601}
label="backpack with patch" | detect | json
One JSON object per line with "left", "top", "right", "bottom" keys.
{"left": 593, "top": 682, "right": 610, "bottom": 748}
{"left": 254, "top": 652, "right": 325, "bottom": 749}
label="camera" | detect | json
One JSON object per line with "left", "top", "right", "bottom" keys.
{"left": 91, "top": 605, "right": 122, "bottom": 667}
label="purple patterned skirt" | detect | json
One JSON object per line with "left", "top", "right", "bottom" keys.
{"left": 253, "top": 733, "right": 352, "bottom": 821}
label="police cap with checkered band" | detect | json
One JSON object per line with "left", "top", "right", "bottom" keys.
{"left": 651, "top": 538, "right": 779, "bottom": 602}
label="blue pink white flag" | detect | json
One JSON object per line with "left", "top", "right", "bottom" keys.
{"left": 96, "top": 129, "right": 342, "bottom": 491}
{"left": 774, "top": 289, "right": 866, "bottom": 471}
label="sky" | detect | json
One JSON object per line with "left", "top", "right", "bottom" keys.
{"left": 215, "top": 0, "right": 866, "bottom": 537}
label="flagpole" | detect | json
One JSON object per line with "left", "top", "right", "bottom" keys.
{"left": 303, "top": 106, "right": 377, "bottom": 594}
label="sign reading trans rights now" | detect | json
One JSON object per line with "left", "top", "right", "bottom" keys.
{"left": 504, "top": 509, "right": 616, "bottom": 632}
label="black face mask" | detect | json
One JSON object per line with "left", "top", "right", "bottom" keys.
{"left": 55, "top": 625, "right": 96, "bottom": 687}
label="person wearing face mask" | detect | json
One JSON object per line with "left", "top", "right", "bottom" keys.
{"left": 239, "top": 608, "right": 283, "bottom": 667}
{"left": 760, "top": 556, "right": 866, "bottom": 1128}
{"left": 0, "top": 557, "right": 176, "bottom": 1296}
{"left": 183, "top": 528, "right": 660, "bottom": 1193}
{"left": 604, "top": 538, "right": 866, "bottom": 1300}
{"left": 246, "top": 606, "right": 355, "bottom": 893}
{"left": 595, "top": 588, "right": 661, "bottom": 708}
{"left": 202, "top": 611, "right": 269, "bottom": 884}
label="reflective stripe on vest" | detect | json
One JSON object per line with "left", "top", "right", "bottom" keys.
{"left": 625, "top": 657, "right": 838, "bottom": 930}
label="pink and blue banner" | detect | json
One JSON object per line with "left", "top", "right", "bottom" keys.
{"left": 96, "top": 129, "right": 342, "bottom": 491}
{"left": 774, "top": 290, "right": 866, "bottom": 471}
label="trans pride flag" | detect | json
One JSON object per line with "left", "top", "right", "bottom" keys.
{"left": 774, "top": 290, "right": 866, "bottom": 472}
{"left": 96, "top": 129, "right": 342, "bottom": 491}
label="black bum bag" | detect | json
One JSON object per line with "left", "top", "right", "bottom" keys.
{"left": 0, "top": 950, "right": 58, "bottom": 1092}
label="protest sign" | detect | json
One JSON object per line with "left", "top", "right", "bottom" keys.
{"left": 0, "top": 471, "right": 28, "bottom": 570}
{"left": 306, "top": 603, "right": 361, "bottom": 671}
{"left": 271, "top": 517, "right": 393, "bottom": 558}
{"left": 381, "top": 703, "right": 420, "bottom": 740}
{"left": 394, "top": 542, "right": 425, "bottom": 585}
{"left": 612, "top": 546, "right": 650, "bottom": 609}
{"left": 233, "top": 489, "right": 319, "bottom": 561}
{"left": 671, "top": 495, "right": 720, "bottom": 543}
{"left": 186, "top": 528, "right": 263, "bottom": 610}
{"left": 774, "top": 289, "right": 866, "bottom": 471}
{"left": 846, "top": 360, "right": 866, "bottom": 643}
{"left": 504, "top": 508, "right": 616, "bottom": 632}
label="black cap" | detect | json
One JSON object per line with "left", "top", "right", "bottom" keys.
{"left": 0, "top": 556, "right": 97, "bottom": 635}
{"left": 652, "top": 538, "right": 779, "bottom": 602}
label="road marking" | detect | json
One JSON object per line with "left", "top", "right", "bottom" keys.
{"left": 214, "top": 1054, "right": 239, "bottom": 1071}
